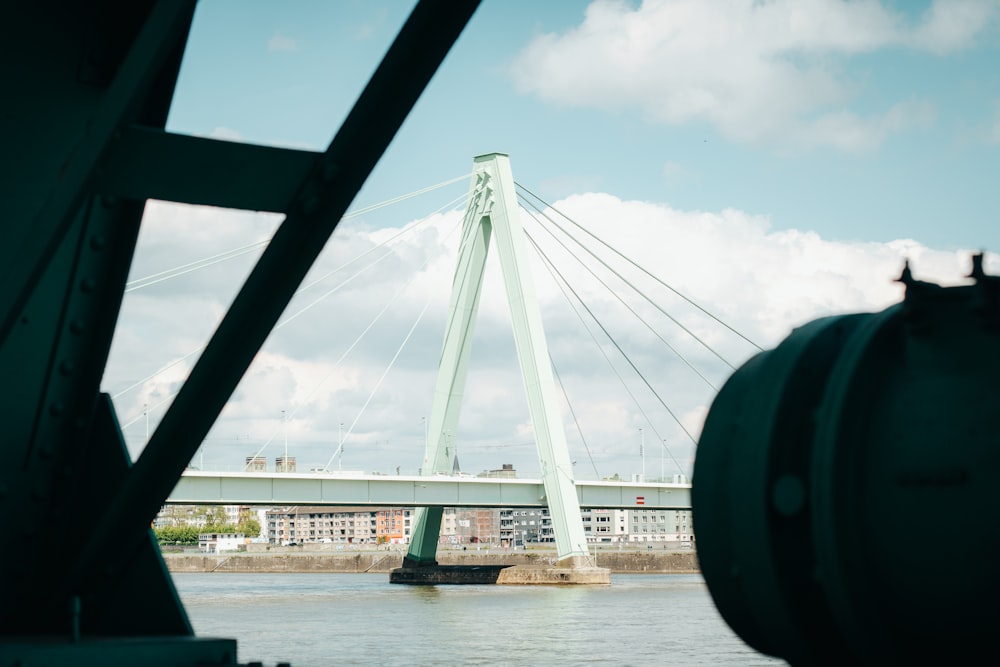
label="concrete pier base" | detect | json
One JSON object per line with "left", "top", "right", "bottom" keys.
{"left": 389, "top": 556, "right": 514, "bottom": 584}
{"left": 496, "top": 555, "right": 611, "bottom": 585}
{"left": 389, "top": 555, "right": 611, "bottom": 585}
{"left": 389, "top": 564, "right": 513, "bottom": 584}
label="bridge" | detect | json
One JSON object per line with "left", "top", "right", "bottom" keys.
{"left": 169, "top": 470, "right": 691, "bottom": 509}
{"left": 141, "top": 148, "right": 717, "bottom": 574}
{"left": 6, "top": 1, "right": 990, "bottom": 665}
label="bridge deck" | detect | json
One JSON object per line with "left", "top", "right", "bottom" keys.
{"left": 169, "top": 471, "right": 692, "bottom": 509}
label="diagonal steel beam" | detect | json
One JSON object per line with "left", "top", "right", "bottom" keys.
{"left": 0, "top": 1, "right": 197, "bottom": 345}
{"left": 71, "top": 0, "right": 482, "bottom": 591}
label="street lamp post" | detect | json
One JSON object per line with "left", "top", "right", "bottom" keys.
{"left": 281, "top": 409, "right": 288, "bottom": 471}
{"left": 639, "top": 427, "right": 645, "bottom": 482}
{"left": 661, "top": 438, "right": 666, "bottom": 482}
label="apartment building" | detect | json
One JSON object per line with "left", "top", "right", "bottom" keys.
{"left": 265, "top": 506, "right": 413, "bottom": 545}
{"left": 446, "top": 508, "right": 500, "bottom": 545}
{"left": 376, "top": 508, "right": 412, "bottom": 544}
{"left": 581, "top": 508, "right": 628, "bottom": 543}
{"left": 627, "top": 508, "right": 694, "bottom": 543}
{"left": 500, "top": 508, "right": 553, "bottom": 546}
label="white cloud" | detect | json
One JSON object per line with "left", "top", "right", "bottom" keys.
{"left": 509, "top": 0, "right": 995, "bottom": 151}
{"left": 106, "top": 194, "right": 991, "bottom": 477}
{"left": 792, "top": 98, "right": 937, "bottom": 152}
{"left": 268, "top": 32, "right": 298, "bottom": 52}
{"left": 909, "top": 0, "right": 999, "bottom": 53}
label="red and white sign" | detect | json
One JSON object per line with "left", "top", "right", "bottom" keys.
{"left": 636, "top": 496, "right": 645, "bottom": 505}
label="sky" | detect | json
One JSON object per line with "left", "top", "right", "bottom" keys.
{"left": 102, "top": 0, "right": 1000, "bottom": 481}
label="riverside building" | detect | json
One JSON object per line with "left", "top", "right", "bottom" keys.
{"left": 265, "top": 506, "right": 414, "bottom": 545}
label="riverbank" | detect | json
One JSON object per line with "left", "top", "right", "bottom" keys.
{"left": 163, "top": 548, "right": 699, "bottom": 574}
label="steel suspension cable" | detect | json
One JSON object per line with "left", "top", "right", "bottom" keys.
{"left": 520, "top": 198, "right": 721, "bottom": 391}
{"left": 125, "top": 239, "right": 271, "bottom": 292}
{"left": 114, "top": 189, "right": 470, "bottom": 404}
{"left": 244, "top": 215, "right": 465, "bottom": 468}
{"left": 344, "top": 173, "right": 470, "bottom": 218}
{"left": 516, "top": 182, "right": 763, "bottom": 353}
{"left": 114, "top": 229, "right": 416, "bottom": 405}
{"left": 518, "top": 193, "right": 738, "bottom": 371}
{"left": 550, "top": 358, "right": 601, "bottom": 479}
{"left": 525, "top": 227, "right": 697, "bottom": 454}
{"left": 117, "top": 195, "right": 470, "bottom": 436}
{"left": 529, "top": 232, "right": 687, "bottom": 474}
{"left": 295, "top": 188, "right": 470, "bottom": 297}
{"left": 322, "top": 297, "right": 434, "bottom": 472}
{"left": 124, "top": 173, "right": 470, "bottom": 293}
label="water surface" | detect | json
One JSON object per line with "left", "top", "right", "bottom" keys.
{"left": 175, "top": 572, "right": 785, "bottom": 667}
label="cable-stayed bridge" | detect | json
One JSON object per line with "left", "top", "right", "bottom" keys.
{"left": 121, "top": 153, "right": 755, "bottom": 549}
{"left": 116, "top": 156, "right": 757, "bottom": 487}
{"left": 124, "top": 152, "right": 755, "bottom": 568}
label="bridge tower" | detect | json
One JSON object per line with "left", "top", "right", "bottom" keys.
{"left": 404, "top": 153, "right": 593, "bottom": 571}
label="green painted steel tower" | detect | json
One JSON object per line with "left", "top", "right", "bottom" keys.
{"left": 405, "top": 153, "right": 591, "bottom": 568}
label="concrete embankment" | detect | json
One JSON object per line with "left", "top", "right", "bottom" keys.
{"left": 163, "top": 549, "right": 699, "bottom": 574}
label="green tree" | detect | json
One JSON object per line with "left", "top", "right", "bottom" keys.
{"left": 202, "top": 523, "right": 238, "bottom": 535}
{"left": 154, "top": 525, "right": 199, "bottom": 545}
{"left": 238, "top": 518, "right": 261, "bottom": 538}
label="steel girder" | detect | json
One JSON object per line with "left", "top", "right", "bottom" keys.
{"left": 0, "top": 0, "right": 480, "bottom": 658}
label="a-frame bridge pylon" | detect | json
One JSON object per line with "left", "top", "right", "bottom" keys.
{"left": 404, "top": 153, "right": 591, "bottom": 569}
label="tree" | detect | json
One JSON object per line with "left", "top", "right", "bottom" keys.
{"left": 154, "top": 525, "right": 199, "bottom": 545}
{"left": 238, "top": 518, "right": 261, "bottom": 538}
{"left": 202, "top": 522, "right": 238, "bottom": 534}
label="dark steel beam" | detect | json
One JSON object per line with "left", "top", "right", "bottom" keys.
{"left": 0, "top": 1, "right": 197, "bottom": 345}
{"left": 71, "top": 0, "right": 482, "bottom": 591}
{"left": 97, "top": 126, "right": 320, "bottom": 212}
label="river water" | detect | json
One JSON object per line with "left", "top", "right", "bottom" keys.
{"left": 174, "top": 572, "right": 785, "bottom": 666}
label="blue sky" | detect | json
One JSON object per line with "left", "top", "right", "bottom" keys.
{"left": 166, "top": 0, "right": 1000, "bottom": 250}
{"left": 105, "top": 1, "right": 1000, "bottom": 478}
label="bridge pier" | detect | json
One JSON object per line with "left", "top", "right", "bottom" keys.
{"left": 390, "top": 559, "right": 514, "bottom": 585}
{"left": 496, "top": 557, "right": 611, "bottom": 585}
{"left": 390, "top": 555, "right": 610, "bottom": 585}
